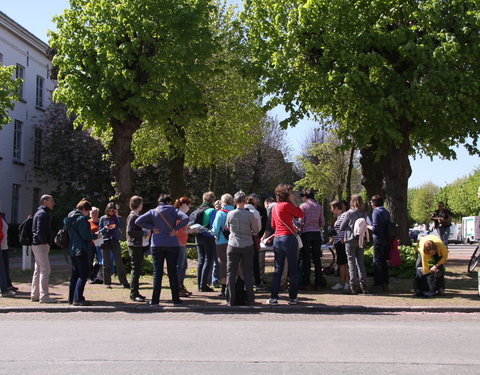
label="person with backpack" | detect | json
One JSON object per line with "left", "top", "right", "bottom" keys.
{"left": 225, "top": 191, "right": 261, "bottom": 305}
{"left": 190, "top": 191, "right": 217, "bottom": 292}
{"left": 369, "top": 195, "right": 391, "bottom": 293}
{"left": 340, "top": 194, "right": 371, "bottom": 295}
{"left": 31, "top": 194, "right": 56, "bottom": 303}
{"left": 211, "top": 194, "right": 235, "bottom": 297}
{"left": 64, "top": 199, "right": 99, "bottom": 305}
{"left": 135, "top": 194, "right": 189, "bottom": 305}
{"left": 99, "top": 202, "right": 129, "bottom": 289}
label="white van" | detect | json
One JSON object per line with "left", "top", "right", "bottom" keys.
{"left": 448, "top": 223, "right": 463, "bottom": 244}
{"left": 462, "top": 216, "right": 479, "bottom": 244}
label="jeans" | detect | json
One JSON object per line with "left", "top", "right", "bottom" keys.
{"left": 176, "top": 246, "right": 188, "bottom": 287}
{"left": 215, "top": 243, "right": 228, "bottom": 285}
{"left": 196, "top": 235, "right": 216, "bottom": 289}
{"left": 436, "top": 227, "right": 450, "bottom": 248}
{"left": 151, "top": 246, "right": 179, "bottom": 304}
{"left": 270, "top": 235, "right": 299, "bottom": 300}
{"left": 128, "top": 246, "right": 145, "bottom": 298}
{"left": 252, "top": 235, "right": 261, "bottom": 285}
{"left": 101, "top": 239, "right": 128, "bottom": 286}
{"left": 226, "top": 245, "right": 255, "bottom": 305}
{"left": 373, "top": 239, "right": 389, "bottom": 286}
{"left": 300, "top": 231, "right": 323, "bottom": 286}
{"left": 69, "top": 254, "right": 89, "bottom": 303}
{"left": 415, "top": 253, "right": 445, "bottom": 294}
{"left": 345, "top": 239, "right": 367, "bottom": 291}
{"left": 211, "top": 246, "right": 219, "bottom": 285}
{"left": 0, "top": 250, "right": 8, "bottom": 293}
{"left": 1, "top": 250, "right": 12, "bottom": 287}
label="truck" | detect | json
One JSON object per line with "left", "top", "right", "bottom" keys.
{"left": 462, "top": 216, "right": 480, "bottom": 244}
{"left": 448, "top": 223, "right": 463, "bottom": 244}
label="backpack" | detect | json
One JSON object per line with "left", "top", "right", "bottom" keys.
{"left": 189, "top": 206, "right": 208, "bottom": 227}
{"left": 18, "top": 217, "right": 33, "bottom": 246}
{"left": 54, "top": 225, "right": 70, "bottom": 249}
{"left": 220, "top": 208, "right": 231, "bottom": 239}
{"left": 387, "top": 221, "right": 399, "bottom": 242}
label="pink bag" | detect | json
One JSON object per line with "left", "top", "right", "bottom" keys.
{"left": 388, "top": 239, "right": 401, "bottom": 268}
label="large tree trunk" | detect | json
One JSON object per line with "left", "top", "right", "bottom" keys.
{"left": 359, "top": 142, "right": 385, "bottom": 206}
{"left": 166, "top": 119, "right": 186, "bottom": 199}
{"left": 110, "top": 117, "right": 141, "bottom": 218}
{"left": 344, "top": 143, "right": 356, "bottom": 203}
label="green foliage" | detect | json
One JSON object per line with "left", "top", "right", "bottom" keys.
{"left": 0, "top": 65, "right": 21, "bottom": 127}
{"left": 120, "top": 241, "right": 153, "bottom": 275}
{"left": 409, "top": 182, "right": 439, "bottom": 225}
{"left": 186, "top": 244, "right": 198, "bottom": 260}
{"left": 364, "top": 244, "right": 418, "bottom": 278}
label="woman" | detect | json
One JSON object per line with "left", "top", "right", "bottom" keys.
{"left": 0, "top": 207, "right": 15, "bottom": 298}
{"left": 87, "top": 207, "right": 103, "bottom": 284}
{"left": 414, "top": 235, "right": 448, "bottom": 297}
{"left": 126, "top": 196, "right": 148, "bottom": 302}
{"left": 225, "top": 191, "right": 260, "bottom": 305}
{"left": 329, "top": 200, "right": 349, "bottom": 291}
{"left": 211, "top": 194, "right": 235, "bottom": 297}
{"left": 267, "top": 184, "right": 304, "bottom": 305}
{"left": 339, "top": 194, "right": 371, "bottom": 294}
{"left": 174, "top": 196, "right": 193, "bottom": 297}
{"left": 99, "top": 202, "right": 129, "bottom": 289}
{"left": 298, "top": 188, "right": 325, "bottom": 289}
{"left": 64, "top": 199, "right": 98, "bottom": 305}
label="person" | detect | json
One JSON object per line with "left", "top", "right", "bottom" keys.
{"left": 414, "top": 235, "right": 448, "bottom": 297}
{"left": 126, "top": 196, "right": 148, "bottom": 302}
{"left": 430, "top": 202, "right": 453, "bottom": 247}
{"left": 340, "top": 194, "right": 371, "bottom": 295}
{"left": 369, "top": 195, "right": 391, "bottom": 293}
{"left": 190, "top": 191, "right": 217, "bottom": 292}
{"left": 136, "top": 194, "right": 189, "bottom": 305}
{"left": 31, "top": 194, "right": 56, "bottom": 303}
{"left": 173, "top": 196, "right": 193, "bottom": 298}
{"left": 64, "top": 199, "right": 99, "bottom": 306}
{"left": 225, "top": 191, "right": 261, "bottom": 305}
{"left": 259, "top": 197, "right": 276, "bottom": 284}
{"left": 329, "top": 200, "right": 349, "bottom": 291}
{"left": 245, "top": 195, "right": 263, "bottom": 290}
{"left": 211, "top": 199, "right": 222, "bottom": 288}
{"left": 267, "top": 184, "right": 304, "bottom": 305}
{"left": 87, "top": 207, "right": 103, "bottom": 284}
{"left": 0, "top": 204, "right": 15, "bottom": 298}
{"left": 298, "top": 188, "right": 325, "bottom": 289}
{"left": 211, "top": 194, "right": 235, "bottom": 297}
{"left": 99, "top": 202, "right": 129, "bottom": 289}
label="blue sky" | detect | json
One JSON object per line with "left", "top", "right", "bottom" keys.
{"left": 2, "top": 0, "right": 479, "bottom": 188}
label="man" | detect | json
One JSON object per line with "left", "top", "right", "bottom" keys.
{"left": 430, "top": 202, "right": 452, "bottom": 247}
{"left": 414, "top": 234, "right": 448, "bottom": 297}
{"left": 31, "top": 194, "right": 56, "bottom": 303}
{"left": 369, "top": 195, "right": 391, "bottom": 293}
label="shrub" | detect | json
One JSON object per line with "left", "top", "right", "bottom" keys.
{"left": 364, "top": 244, "right": 417, "bottom": 278}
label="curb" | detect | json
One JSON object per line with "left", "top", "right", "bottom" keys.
{"left": 1, "top": 304, "right": 480, "bottom": 314}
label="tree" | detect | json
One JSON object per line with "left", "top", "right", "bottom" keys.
{"left": 50, "top": 0, "right": 218, "bottom": 214}
{"left": 0, "top": 65, "right": 21, "bottom": 127}
{"left": 242, "top": 0, "right": 480, "bottom": 243}
{"left": 409, "top": 182, "right": 439, "bottom": 225}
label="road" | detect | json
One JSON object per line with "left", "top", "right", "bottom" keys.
{"left": 1, "top": 312, "right": 479, "bottom": 374}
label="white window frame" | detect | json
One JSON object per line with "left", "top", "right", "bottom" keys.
{"left": 36, "top": 75, "right": 44, "bottom": 108}
{"left": 16, "top": 64, "right": 25, "bottom": 100}
{"left": 13, "top": 120, "right": 23, "bottom": 161}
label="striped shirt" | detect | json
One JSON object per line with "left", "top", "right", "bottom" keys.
{"left": 333, "top": 212, "right": 347, "bottom": 244}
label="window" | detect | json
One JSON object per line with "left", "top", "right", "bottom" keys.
{"left": 34, "top": 128, "right": 42, "bottom": 167}
{"left": 36, "top": 76, "right": 44, "bottom": 108}
{"left": 13, "top": 120, "right": 23, "bottom": 161}
{"left": 16, "top": 64, "right": 25, "bottom": 100}
{"left": 32, "top": 188, "right": 41, "bottom": 215}
{"left": 11, "top": 184, "right": 21, "bottom": 224}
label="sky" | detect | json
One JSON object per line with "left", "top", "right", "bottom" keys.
{"left": 2, "top": 0, "right": 479, "bottom": 189}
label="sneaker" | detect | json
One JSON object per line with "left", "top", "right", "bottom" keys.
{"left": 288, "top": 298, "right": 298, "bottom": 305}
{"left": 181, "top": 285, "right": 192, "bottom": 296}
{"left": 105, "top": 284, "right": 112, "bottom": 289}
{"left": 267, "top": 298, "right": 278, "bottom": 305}
{"left": 31, "top": 297, "right": 40, "bottom": 302}
{"left": 73, "top": 300, "right": 92, "bottom": 306}
{"left": 1, "top": 290, "right": 16, "bottom": 298}
{"left": 39, "top": 297, "right": 57, "bottom": 304}
{"left": 344, "top": 283, "right": 350, "bottom": 290}
{"left": 8, "top": 285, "right": 19, "bottom": 292}
{"left": 331, "top": 283, "right": 344, "bottom": 290}
{"left": 199, "top": 286, "right": 214, "bottom": 292}
{"left": 131, "top": 295, "right": 146, "bottom": 302}
{"left": 436, "top": 288, "right": 445, "bottom": 296}
{"left": 179, "top": 289, "right": 190, "bottom": 298}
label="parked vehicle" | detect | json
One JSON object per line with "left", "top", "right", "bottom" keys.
{"left": 448, "top": 223, "right": 463, "bottom": 244}
{"left": 409, "top": 229, "right": 420, "bottom": 242}
{"left": 417, "top": 230, "right": 430, "bottom": 241}
{"left": 462, "top": 216, "right": 479, "bottom": 244}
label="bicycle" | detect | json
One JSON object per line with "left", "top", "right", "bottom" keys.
{"left": 467, "top": 245, "right": 480, "bottom": 273}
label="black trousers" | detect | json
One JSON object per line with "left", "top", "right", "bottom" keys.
{"left": 300, "top": 231, "right": 323, "bottom": 286}
{"left": 414, "top": 253, "right": 445, "bottom": 294}
{"left": 128, "top": 246, "right": 145, "bottom": 298}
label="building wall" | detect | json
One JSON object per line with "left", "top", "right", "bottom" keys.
{"left": 0, "top": 12, "right": 56, "bottom": 224}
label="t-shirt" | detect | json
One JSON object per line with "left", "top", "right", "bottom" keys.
{"left": 271, "top": 202, "right": 304, "bottom": 237}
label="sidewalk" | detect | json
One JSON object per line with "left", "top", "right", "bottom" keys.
{"left": 2, "top": 245, "right": 479, "bottom": 313}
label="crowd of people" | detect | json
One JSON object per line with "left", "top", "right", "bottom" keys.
{"left": 0, "top": 184, "right": 460, "bottom": 304}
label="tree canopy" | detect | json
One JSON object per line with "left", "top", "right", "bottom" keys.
{"left": 0, "top": 65, "right": 20, "bottom": 127}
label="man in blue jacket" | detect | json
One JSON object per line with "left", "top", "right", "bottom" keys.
{"left": 136, "top": 194, "right": 189, "bottom": 306}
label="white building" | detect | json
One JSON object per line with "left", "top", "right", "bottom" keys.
{"left": 0, "top": 11, "right": 55, "bottom": 225}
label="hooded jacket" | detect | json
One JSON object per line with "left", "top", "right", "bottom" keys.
{"left": 64, "top": 210, "right": 97, "bottom": 257}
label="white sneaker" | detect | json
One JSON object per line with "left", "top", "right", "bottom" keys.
{"left": 267, "top": 298, "right": 278, "bottom": 305}
{"left": 288, "top": 298, "right": 297, "bottom": 305}
{"left": 39, "top": 296, "right": 57, "bottom": 304}
{"left": 344, "top": 283, "right": 350, "bottom": 290}
{"left": 331, "top": 283, "right": 343, "bottom": 290}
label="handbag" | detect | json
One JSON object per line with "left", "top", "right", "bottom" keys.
{"left": 274, "top": 205, "right": 303, "bottom": 249}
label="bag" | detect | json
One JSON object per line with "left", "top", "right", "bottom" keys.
{"left": 220, "top": 208, "right": 231, "bottom": 239}
{"left": 294, "top": 233, "right": 303, "bottom": 249}
{"left": 388, "top": 239, "right": 401, "bottom": 267}
{"left": 54, "top": 226, "right": 70, "bottom": 249}
{"left": 189, "top": 206, "right": 208, "bottom": 226}
{"left": 233, "top": 277, "right": 247, "bottom": 305}
{"left": 18, "top": 216, "right": 33, "bottom": 246}
{"left": 387, "top": 221, "right": 399, "bottom": 242}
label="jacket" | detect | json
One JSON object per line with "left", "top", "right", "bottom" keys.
{"left": 340, "top": 208, "right": 371, "bottom": 244}
{"left": 99, "top": 215, "right": 123, "bottom": 241}
{"left": 418, "top": 235, "right": 449, "bottom": 275}
{"left": 353, "top": 217, "right": 370, "bottom": 248}
{"left": 126, "top": 211, "right": 144, "bottom": 247}
{"left": 32, "top": 205, "right": 52, "bottom": 245}
{"left": 135, "top": 204, "right": 189, "bottom": 247}
{"left": 64, "top": 210, "right": 97, "bottom": 257}
{"left": 211, "top": 205, "right": 235, "bottom": 245}
{"left": 372, "top": 206, "right": 390, "bottom": 244}
{"left": 226, "top": 208, "right": 261, "bottom": 248}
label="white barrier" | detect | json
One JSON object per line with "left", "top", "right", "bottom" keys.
{"left": 22, "top": 245, "right": 32, "bottom": 270}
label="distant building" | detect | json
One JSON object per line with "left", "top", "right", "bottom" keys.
{"left": 0, "top": 11, "right": 55, "bottom": 224}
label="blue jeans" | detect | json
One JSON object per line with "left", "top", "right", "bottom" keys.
{"left": 151, "top": 246, "right": 179, "bottom": 304}
{"left": 69, "top": 254, "right": 89, "bottom": 303}
{"left": 196, "top": 235, "right": 216, "bottom": 289}
{"left": 177, "top": 246, "right": 187, "bottom": 287}
{"left": 270, "top": 235, "right": 299, "bottom": 300}
{"left": 373, "top": 239, "right": 389, "bottom": 286}
{"left": 436, "top": 227, "right": 450, "bottom": 248}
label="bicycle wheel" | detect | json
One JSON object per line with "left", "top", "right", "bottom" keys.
{"left": 321, "top": 246, "right": 336, "bottom": 272}
{"left": 467, "top": 246, "right": 480, "bottom": 273}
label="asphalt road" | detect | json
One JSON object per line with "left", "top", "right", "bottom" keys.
{"left": 1, "top": 312, "right": 479, "bottom": 374}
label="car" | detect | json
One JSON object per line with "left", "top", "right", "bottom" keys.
{"left": 409, "top": 229, "right": 420, "bottom": 242}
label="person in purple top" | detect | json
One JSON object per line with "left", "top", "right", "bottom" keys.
{"left": 298, "top": 188, "right": 325, "bottom": 289}
{"left": 135, "top": 194, "right": 189, "bottom": 306}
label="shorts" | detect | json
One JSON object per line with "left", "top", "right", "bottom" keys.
{"left": 334, "top": 242, "right": 347, "bottom": 266}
